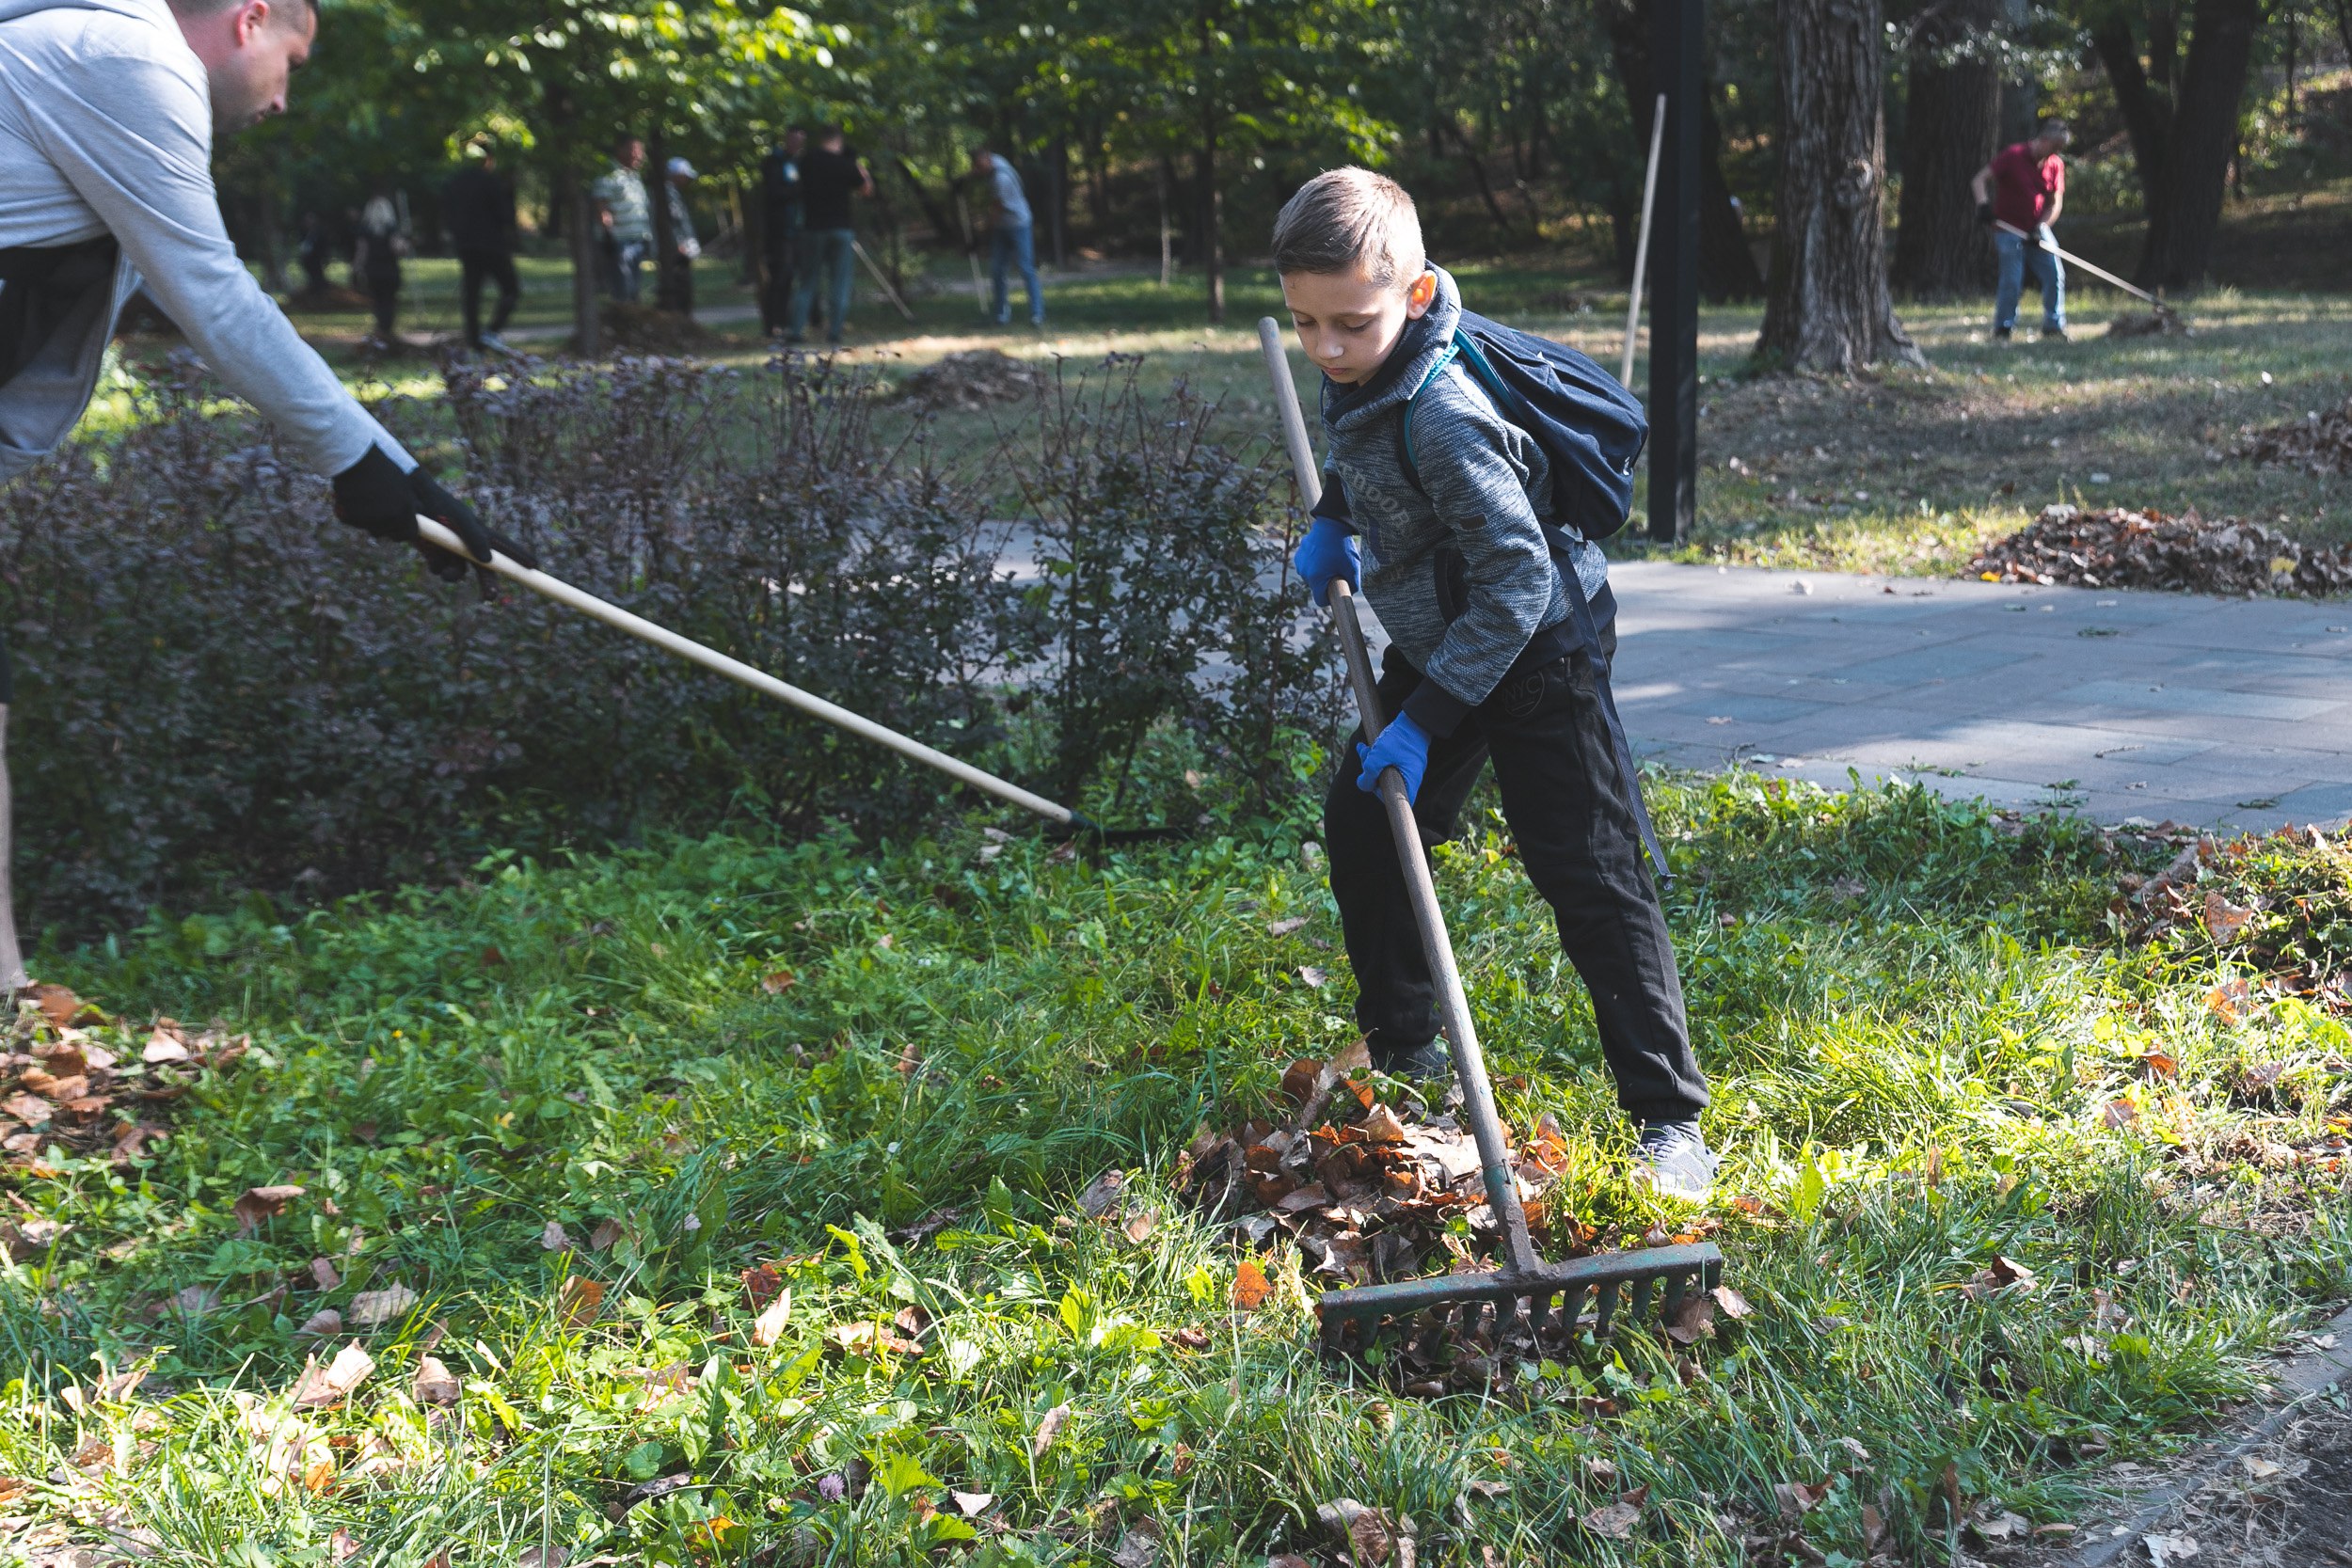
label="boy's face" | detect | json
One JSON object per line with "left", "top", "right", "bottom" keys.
{"left": 1281, "top": 264, "right": 1438, "bottom": 385}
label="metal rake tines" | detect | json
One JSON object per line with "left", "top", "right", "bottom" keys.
{"left": 1316, "top": 1243, "right": 1724, "bottom": 1356}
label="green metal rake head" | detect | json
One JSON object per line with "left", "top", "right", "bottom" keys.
{"left": 1318, "top": 1242, "right": 1724, "bottom": 1358}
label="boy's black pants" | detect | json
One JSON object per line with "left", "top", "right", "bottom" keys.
{"left": 1324, "top": 635, "right": 1708, "bottom": 1125}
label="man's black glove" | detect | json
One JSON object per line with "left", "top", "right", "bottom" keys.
{"left": 331, "top": 446, "right": 537, "bottom": 582}
{"left": 1976, "top": 200, "right": 1995, "bottom": 228}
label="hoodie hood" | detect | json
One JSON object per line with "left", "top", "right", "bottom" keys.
{"left": 1320, "top": 263, "right": 1463, "bottom": 435}
{"left": 0, "top": 0, "right": 168, "bottom": 22}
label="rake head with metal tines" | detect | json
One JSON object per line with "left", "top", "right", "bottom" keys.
{"left": 1316, "top": 1243, "right": 1724, "bottom": 1358}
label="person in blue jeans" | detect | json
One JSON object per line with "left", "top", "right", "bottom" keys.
{"left": 973, "top": 148, "right": 1042, "bottom": 326}
{"left": 1972, "top": 119, "right": 2070, "bottom": 341}
{"left": 787, "top": 126, "right": 871, "bottom": 345}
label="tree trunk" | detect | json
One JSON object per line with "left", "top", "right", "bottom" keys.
{"left": 1756, "top": 0, "right": 1924, "bottom": 371}
{"left": 1198, "top": 1, "right": 1223, "bottom": 325}
{"left": 1600, "top": 0, "right": 1762, "bottom": 300}
{"left": 1892, "top": 0, "right": 2002, "bottom": 298}
{"left": 566, "top": 169, "right": 601, "bottom": 356}
{"left": 2139, "top": 0, "right": 2261, "bottom": 289}
{"left": 1441, "top": 119, "right": 1517, "bottom": 235}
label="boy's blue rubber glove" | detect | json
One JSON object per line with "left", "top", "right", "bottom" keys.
{"left": 1292, "top": 516, "right": 1359, "bottom": 608}
{"left": 1355, "top": 713, "right": 1431, "bottom": 804}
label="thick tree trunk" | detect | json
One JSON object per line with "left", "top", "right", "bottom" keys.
{"left": 1600, "top": 0, "right": 1762, "bottom": 300}
{"left": 2140, "top": 0, "right": 2261, "bottom": 289}
{"left": 1756, "top": 0, "right": 1924, "bottom": 371}
{"left": 1892, "top": 0, "right": 2001, "bottom": 298}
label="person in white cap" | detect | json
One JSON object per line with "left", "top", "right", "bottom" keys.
{"left": 0, "top": 0, "right": 530, "bottom": 985}
{"left": 660, "top": 154, "right": 701, "bottom": 312}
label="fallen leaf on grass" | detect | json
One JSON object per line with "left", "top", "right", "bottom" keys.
{"left": 1110, "top": 1524, "right": 1161, "bottom": 1568}
{"left": 172, "top": 1283, "right": 221, "bottom": 1317}
{"left": 540, "top": 1220, "right": 571, "bottom": 1252}
{"left": 827, "top": 1321, "right": 922, "bottom": 1357}
{"left": 1581, "top": 1485, "right": 1648, "bottom": 1539}
{"left": 1297, "top": 966, "right": 1328, "bottom": 989}
{"left": 1316, "top": 1497, "right": 1415, "bottom": 1566}
{"left": 234, "top": 1185, "right": 304, "bottom": 1236}
{"left": 309, "top": 1257, "right": 340, "bottom": 1291}
{"left": 412, "top": 1355, "right": 460, "bottom": 1406}
{"left": 740, "top": 1262, "right": 786, "bottom": 1310}
{"left": 348, "top": 1283, "right": 420, "bottom": 1328}
{"left": 2207, "top": 979, "right": 2254, "bottom": 1023}
{"left": 1957, "top": 1255, "right": 2038, "bottom": 1300}
{"left": 556, "top": 1276, "right": 604, "bottom": 1328}
{"left": 2102, "top": 1098, "right": 2139, "bottom": 1129}
{"left": 1359, "top": 1102, "right": 1407, "bottom": 1145}
{"left": 327, "top": 1528, "right": 362, "bottom": 1563}
{"left": 1971, "top": 1511, "right": 2032, "bottom": 1542}
{"left": 1774, "top": 1480, "right": 1831, "bottom": 1519}
{"left": 759, "top": 969, "right": 797, "bottom": 994}
{"left": 1711, "top": 1284, "right": 1756, "bottom": 1320}
{"left": 1075, "top": 1168, "right": 1125, "bottom": 1218}
{"left": 1664, "top": 1291, "right": 1715, "bottom": 1345}
{"left": 290, "top": 1341, "right": 375, "bottom": 1408}
{"left": 1171, "top": 1326, "right": 1210, "bottom": 1351}
{"left": 751, "top": 1290, "right": 792, "bottom": 1348}
{"left": 2203, "top": 890, "right": 2255, "bottom": 940}
{"left": 2137, "top": 1050, "right": 2180, "bottom": 1079}
{"left": 893, "top": 1040, "right": 921, "bottom": 1075}
{"left": 294, "top": 1310, "right": 342, "bottom": 1338}
{"left": 588, "top": 1218, "right": 623, "bottom": 1253}
{"left": 1121, "top": 1208, "right": 1159, "bottom": 1244}
{"left": 1268, "top": 916, "right": 1311, "bottom": 936}
{"left": 2144, "top": 1530, "right": 2201, "bottom": 1566}
{"left": 1463, "top": 1478, "right": 1512, "bottom": 1502}
{"left": 141, "top": 1033, "right": 189, "bottom": 1066}
{"left": 21, "top": 983, "right": 82, "bottom": 1028}
{"left": 951, "top": 1490, "right": 993, "bottom": 1517}
{"left": 1232, "top": 1259, "right": 1273, "bottom": 1310}
{"left": 1031, "top": 1402, "right": 1070, "bottom": 1459}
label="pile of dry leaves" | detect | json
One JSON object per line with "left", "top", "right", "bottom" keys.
{"left": 895, "top": 349, "right": 1042, "bottom": 410}
{"left": 583, "top": 303, "right": 707, "bottom": 356}
{"left": 1966, "top": 505, "right": 2352, "bottom": 596}
{"left": 0, "top": 983, "right": 244, "bottom": 1177}
{"left": 2238, "top": 399, "right": 2352, "bottom": 476}
{"left": 1178, "top": 1042, "right": 1731, "bottom": 1397}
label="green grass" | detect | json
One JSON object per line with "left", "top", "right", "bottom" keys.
{"left": 2, "top": 775, "right": 2348, "bottom": 1563}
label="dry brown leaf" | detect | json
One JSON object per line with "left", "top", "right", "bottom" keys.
{"left": 233, "top": 1185, "right": 304, "bottom": 1236}
{"left": 309, "top": 1257, "right": 341, "bottom": 1292}
{"left": 2102, "top": 1098, "right": 2139, "bottom": 1129}
{"left": 760, "top": 969, "right": 797, "bottom": 994}
{"left": 540, "top": 1220, "right": 572, "bottom": 1252}
{"left": 588, "top": 1218, "right": 623, "bottom": 1253}
{"left": 22, "top": 984, "right": 82, "bottom": 1028}
{"left": 142, "top": 1032, "right": 190, "bottom": 1066}
{"left": 1232, "top": 1259, "right": 1273, "bottom": 1310}
{"left": 347, "top": 1282, "right": 419, "bottom": 1329}
{"left": 0, "top": 1093, "right": 49, "bottom": 1126}
{"left": 290, "top": 1341, "right": 376, "bottom": 1408}
{"left": 2203, "top": 890, "right": 2256, "bottom": 941}
{"left": 295, "top": 1309, "right": 342, "bottom": 1338}
{"left": 1359, "top": 1102, "right": 1407, "bottom": 1145}
{"left": 411, "top": 1354, "right": 460, "bottom": 1406}
{"left": 1710, "top": 1284, "right": 1756, "bottom": 1320}
{"left": 1663, "top": 1291, "right": 1715, "bottom": 1346}
{"left": 1297, "top": 965, "right": 1328, "bottom": 989}
{"left": 556, "top": 1275, "right": 604, "bottom": 1328}
{"left": 740, "top": 1261, "right": 786, "bottom": 1310}
{"left": 1110, "top": 1524, "right": 1161, "bottom": 1568}
{"left": 1075, "top": 1168, "right": 1125, "bottom": 1218}
{"left": 1581, "top": 1484, "right": 1648, "bottom": 1539}
{"left": 1267, "top": 916, "right": 1311, "bottom": 936}
{"left": 1121, "top": 1208, "right": 1159, "bottom": 1244}
{"left": 1031, "top": 1402, "right": 1071, "bottom": 1459}
{"left": 326, "top": 1528, "right": 362, "bottom": 1563}
{"left": 173, "top": 1283, "right": 221, "bottom": 1317}
{"left": 1774, "top": 1479, "right": 1831, "bottom": 1519}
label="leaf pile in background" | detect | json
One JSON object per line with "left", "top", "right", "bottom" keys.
{"left": 894, "top": 348, "right": 1042, "bottom": 410}
{"left": 1966, "top": 504, "right": 2352, "bottom": 596}
{"left": 0, "top": 983, "right": 244, "bottom": 1172}
{"left": 2238, "top": 397, "right": 2352, "bottom": 476}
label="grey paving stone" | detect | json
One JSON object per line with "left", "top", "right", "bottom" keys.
{"left": 2051, "top": 681, "right": 2342, "bottom": 722}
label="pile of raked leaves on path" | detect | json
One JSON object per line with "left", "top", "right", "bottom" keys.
{"left": 894, "top": 348, "right": 1043, "bottom": 410}
{"left": 0, "top": 981, "right": 246, "bottom": 1188}
{"left": 2239, "top": 397, "right": 2352, "bottom": 476}
{"left": 1177, "top": 1039, "right": 1737, "bottom": 1399}
{"left": 1966, "top": 504, "right": 2352, "bottom": 596}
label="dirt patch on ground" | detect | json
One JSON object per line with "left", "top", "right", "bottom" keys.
{"left": 582, "top": 302, "right": 708, "bottom": 356}
{"left": 1966, "top": 504, "right": 2352, "bottom": 595}
{"left": 895, "top": 348, "right": 1043, "bottom": 410}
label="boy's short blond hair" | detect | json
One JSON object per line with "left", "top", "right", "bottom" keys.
{"left": 1271, "top": 167, "right": 1426, "bottom": 290}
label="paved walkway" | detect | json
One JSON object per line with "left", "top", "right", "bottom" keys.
{"left": 1606, "top": 562, "right": 2352, "bottom": 833}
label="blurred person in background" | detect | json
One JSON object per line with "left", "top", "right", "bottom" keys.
{"left": 660, "top": 155, "right": 700, "bottom": 314}
{"left": 756, "top": 126, "right": 804, "bottom": 338}
{"left": 595, "top": 135, "right": 653, "bottom": 303}
{"left": 352, "top": 182, "right": 403, "bottom": 346}
{"left": 0, "top": 0, "right": 531, "bottom": 988}
{"left": 442, "top": 140, "right": 518, "bottom": 352}
{"left": 787, "top": 124, "right": 871, "bottom": 345}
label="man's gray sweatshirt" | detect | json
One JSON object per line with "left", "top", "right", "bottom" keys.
{"left": 1316, "top": 266, "right": 1610, "bottom": 738}
{"left": 0, "top": 0, "right": 413, "bottom": 483}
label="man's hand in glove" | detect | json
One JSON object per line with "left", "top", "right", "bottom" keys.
{"left": 1976, "top": 200, "right": 1995, "bottom": 228}
{"left": 1292, "top": 515, "right": 1359, "bottom": 608}
{"left": 1355, "top": 712, "right": 1431, "bottom": 804}
{"left": 332, "top": 446, "right": 536, "bottom": 581}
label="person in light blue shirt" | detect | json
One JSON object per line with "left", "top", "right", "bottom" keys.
{"left": 972, "top": 148, "right": 1041, "bottom": 327}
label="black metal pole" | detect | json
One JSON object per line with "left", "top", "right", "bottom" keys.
{"left": 1647, "top": 0, "right": 1702, "bottom": 543}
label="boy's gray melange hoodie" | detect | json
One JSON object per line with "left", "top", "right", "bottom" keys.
{"left": 1317, "top": 265, "right": 1611, "bottom": 739}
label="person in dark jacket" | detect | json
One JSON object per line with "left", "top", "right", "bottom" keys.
{"left": 755, "top": 126, "right": 804, "bottom": 338}
{"left": 1276, "top": 166, "right": 1716, "bottom": 1202}
{"left": 353, "top": 183, "right": 402, "bottom": 345}
{"left": 441, "top": 143, "right": 518, "bottom": 352}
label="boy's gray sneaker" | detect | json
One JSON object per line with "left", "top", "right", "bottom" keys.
{"left": 1372, "top": 1038, "right": 1453, "bottom": 1082}
{"left": 1634, "top": 1120, "right": 1718, "bottom": 1202}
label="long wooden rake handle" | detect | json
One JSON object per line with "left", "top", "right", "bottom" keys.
{"left": 1992, "top": 217, "right": 2169, "bottom": 310}
{"left": 412, "top": 515, "right": 1080, "bottom": 828}
{"left": 1255, "top": 318, "right": 1540, "bottom": 1275}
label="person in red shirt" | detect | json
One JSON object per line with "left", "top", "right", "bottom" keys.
{"left": 1970, "top": 119, "right": 2070, "bottom": 341}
